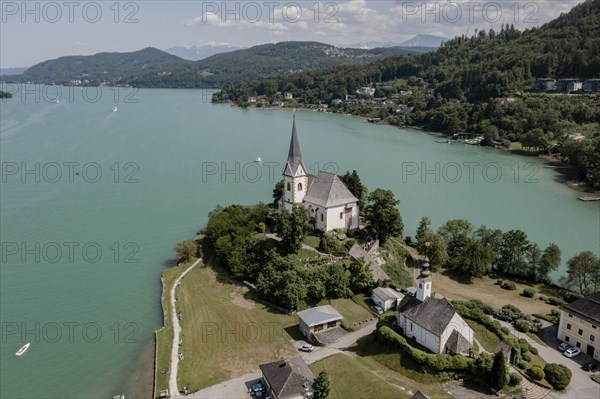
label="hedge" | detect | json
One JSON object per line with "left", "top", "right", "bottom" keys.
{"left": 378, "top": 326, "right": 407, "bottom": 348}
{"left": 528, "top": 365, "right": 545, "bottom": 381}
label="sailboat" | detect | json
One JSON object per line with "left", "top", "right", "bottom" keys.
{"left": 254, "top": 157, "right": 262, "bottom": 163}
{"left": 16, "top": 343, "right": 30, "bottom": 356}
{"left": 112, "top": 106, "right": 118, "bottom": 113}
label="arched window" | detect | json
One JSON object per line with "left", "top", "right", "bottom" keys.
{"left": 286, "top": 182, "right": 291, "bottom": 191}
{"left": 419, "top": 283, "right": 422, "bottom": 289}
{"left": 320, "top": 214, "right": 324, "bottom": 222}
{"left": 297, "top": 183, "right": 302, "bottom": 191}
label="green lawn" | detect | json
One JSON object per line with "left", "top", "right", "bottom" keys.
{"left": 154, "top": 260, "right": 197, "bottom": 397}
{"left": 324, "top": 298, "right": 375, "bottom": 329}
{"left": 310, "top": 354, "right": 412, "bottom": 399}
{"left": 175, "top": 261, "right": 297, "bottom": 393}
{"left": 302, "top": 234, "right": 321, "bottom": 249}
{"left": 350, "top": 334, "right": 452, "bottom": 398}
{"left": 466, "top": 319, "right": 500, "bottom": 353}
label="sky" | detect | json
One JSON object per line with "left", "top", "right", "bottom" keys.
{"left": 0, "top": 0, "right": 585, "bottom": 68}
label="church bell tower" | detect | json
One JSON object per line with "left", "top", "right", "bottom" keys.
{"left": 416, "top": 256, "right": 432, "bottom": 301}
{"left": 282, "top": 114, "right": 308, "bottom": 211}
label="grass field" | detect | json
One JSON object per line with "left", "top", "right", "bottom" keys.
{"left": 427, "top": 270, "right": 556, "bottom": 315}
{"left": 154, "top": 260, "right": 196, "bottom": 397}
{"left": 310, "top": 354, "right": 412, "bottom": 399}
{"left": 175, "top": 261, "right": 297, "bottom": 392}
{"left": 302, "top": 234, "right": 321, "bottom": 249}
{"left": 326, "top": 298, "right": 375, "bottom": 329}
{"left": 466, "top": 319, "right": 501, "bottom": 353}
{"left": 351, "top": 335, "right": 453, "bottom": 398}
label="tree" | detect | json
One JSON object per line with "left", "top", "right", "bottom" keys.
{"left": 438, "top": 219, "right": 474, "bottom": 267}
{"left": 365, "top": 189, "right": 403, "bottom": 244}
{"left": 562, "top": 251, "right": 600, "bottom": 295}
{"left": 348, "top": 259, "right": 374, "bottom": 292}
{"left": 174, "top": 239, "right": 198, "bottom": 262}
{"left": 459, "top": 240, "right": 494, "bottom": 278}
{"left": 420, "top": 231, "right": 449, "bottom": 270}
{"left": 544, "top": 363, "right": 572, "bottom": 390}
{"left": 278, "top": 205, "right": 310, "bottom": 255}
{"left": 498, "top": 230, "right": 530, "bottom": 277}
{"left": 313, "top": 371, "right": 330, "bottom": 399}
{"left": 490, "top": 351, "right": 507, "bottom": 391}
{"left": 325, "top": 263, "right": 352, "bottom": 298}
{"left": 339, "top": 170, "right": 368, "bottom": 209}
{"left": 539, "top": 243, "right": 561, "bottom": 284}
{"left": 415, "top": 216, "right": 432, "bottom": 252}
{"left": 272, "top": 179, "right": 284, "bottom": 207}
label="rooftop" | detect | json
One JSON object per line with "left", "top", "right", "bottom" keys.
{"left": 373, "top": 287, "right": 403, "bottom": 302}
{"left": 297, "top": 305, "right": 343, "bottom": 327}
{"left": 398, "top": 296, "right": 458, "bottom": 336}
{"left": 304, "top": 171, "right": 358, "bottom": 208}
{"left": 561, "top": 291, "right": 600, "bottom": 325}
{"left": 259, "top": 356, "right": 315, "bottom": 399}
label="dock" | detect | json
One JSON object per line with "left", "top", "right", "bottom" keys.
{"left": 578, "top": 197, "right": 600, "bottom": 201}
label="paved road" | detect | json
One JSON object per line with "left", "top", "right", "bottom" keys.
{"left": 187, "top": 321, "right": 378, "bottom": 399}
{"left": 169, "top": 259, "right": 201, "bottom": 398}
{"left": 497, "top": 320, "right": 599, "bottom": 399}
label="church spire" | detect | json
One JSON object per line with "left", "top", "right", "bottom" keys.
{"left": 415, "top": 256, "right": 432, "bottom": 301}
{"left": 287, "top": 113, "right": 302, "bottom": 170}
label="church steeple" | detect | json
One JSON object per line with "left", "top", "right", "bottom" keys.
{"left": 286, "top": 113, "right": 304, "bottom": 176}
{"left": 282, "top": 113, "right": 308, "bottom": 211}
{"left": 415, "top": 256, "right": 432, "bottom": 301}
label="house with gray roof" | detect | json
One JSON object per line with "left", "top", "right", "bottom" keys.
{"left": 397, "top": 257, "right": 473, "bottom": 354}
{"left": 557, "top": 291, "right": 600, "bottom": 360}
{"left": 410, "top": 390, "right": 431, "bottom": 399}
{"left": 297, "top": 305, "right": 343, "bottom": 343}
{"left": 259, "top": 356, "right": 316, "bottom": 399}
{"left": 372, "top": 287, "right": 404, "bottom": 311}
{"left": 280, "top": 115, "right": 359, "bottom": 231}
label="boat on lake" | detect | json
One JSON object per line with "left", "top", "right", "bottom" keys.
{"left": 112, "top": 106, "right": 118, "bottom": 112}
{"left": 15, "top": 343, "right": 30, "bottom": 356}
{"left": 254, "top": 157, "right": 262, "bottom": 163}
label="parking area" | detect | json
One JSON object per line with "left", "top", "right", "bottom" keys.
{"left": 501, "top": 321, "right": 600, "bottom": 399}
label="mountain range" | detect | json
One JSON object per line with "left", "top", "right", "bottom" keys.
{"left": 1, "top": 41, "right": 436, "bottom": 88}
{"left": 164, "top": 43, "right": 245, "bottom": 61}
{"left": 345, "top": 34, "right": 448, "bottom": 49}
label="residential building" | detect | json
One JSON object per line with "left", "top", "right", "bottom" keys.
{"left": 280, "top": 116, "right": 359, "bottom": 231}
{"left": 397, "top": 257, "right": 474, "bottom": 354}
{"left": 584, "top": 79, "right": 600, "bottom": 93}
{"left": 411, "top": 391, "right": 431, "bottom": 399}
{"left": 494, "top": 97, "right": 516, "bottom": 104}
{"left": 297, "top": 305, "right": 343, "bottom": 342}
{"left": 356, "top": 86, "right": 376, "bottom": 96}
{"left": 557, "top": 79, "right": 583, "bottom": 92}
{"left": 536, "top": 78, "right": 557, "bottom": 91}
{"left": 372, "top": 287, "right": 404, "bottom": 311}
{"left": 557, "top": 291, "right": 600, "bottom": 360}
{"left": 259, "top": 356, "right": 316, "bottom": 399}
{"left": 285, "top": 92, "right": 294, "bottom": 100}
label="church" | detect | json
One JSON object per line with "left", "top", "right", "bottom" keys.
{"left": 280, "top": 115, "right": 360, "bottom": 232}
{"left": 397, "top": 257, "right": 474, "bottom": 355}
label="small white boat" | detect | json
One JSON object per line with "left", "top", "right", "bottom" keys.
{"left": 16, "top": 343, "right": 30, "bottom": 356}
{"left": 254, "top": 157, "right": 262, "bottom": 163}
{"left": 112, "top": 106, "right": 118, "bottom": 112}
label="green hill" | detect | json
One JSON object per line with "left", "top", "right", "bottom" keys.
{"left": 2, "top": 42, "right": 433, "bottom": 88}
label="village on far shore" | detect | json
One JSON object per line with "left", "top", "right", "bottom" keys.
{"left": 152, "top": 117, "right": 600, "bottom": 399}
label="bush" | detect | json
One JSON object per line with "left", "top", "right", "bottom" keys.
{"left": 544, "top": 363, "right": 572, "bottom": 390}
{"left": 522, "top": 288, "right": 536, "bottom": 298}
{"left": 547, "top": 296, "right": 565, "bottom": 306}
{"left": 522, "top": 352, "right": 532, "bottom": 362}
{"left": 515, "top": 319, "right": 531, "bottom": 333}
{"left": 592, "top": 374, "right": 600, "bottom": 384}
{"left": 501, "top": 304, "right": 524, "bottom": 318}
{"left": 501, "top": 326, "right": 510, "bottom": 336}
{"left": 502, "top": 281, "right": 517, "bottom": 290}
{"left": 378, "top": 326, "right": 407, "bottom": 348}
{"left": 562, "top": 291, "right": 583, "bottom": 303}
{"left": 530, "top": 346, "right": 538, "bottom": 355}
{"left": 528, "top": 365, "right": 545, "bottom": 381}
{"left": 538, "top": 295, "right": 547, "bottom": 301}
{"left": 509, "top": 372, "right": 523, "bottom": 386}
{"left": 496, "top": 279, "right": 504, "bottom": 286}
{"left": 517, "top": 360, "right": 528, "bottom": 370}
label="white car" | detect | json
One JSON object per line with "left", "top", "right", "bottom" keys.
{"left": 557, "top": 342, "right": 571, "bottom": 352}
{"left": 564, "top": 347, "right": 581, "bottom": 358}
{"left": 299, "top": 344, "right": 314, "bottom": 352}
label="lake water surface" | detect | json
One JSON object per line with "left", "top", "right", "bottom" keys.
{"left": 1, "top": 87, "right": 598, "bottom": 398}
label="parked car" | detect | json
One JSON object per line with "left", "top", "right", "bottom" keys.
{"left": 299, "top": 344, "right": 314, "bottom": 352}
{"left": 557, "top": 342, "right": 572, "bottom": 352}
{"left": 564, "top": 347, "right": 581, "bottom": 358}
{"left": 495, "top": 314, "right": 513, "bottom": 323}
{"left": 371, "top": 305, "right": 383, "bottom": 314}
{"left": 583, "top": 361, "right": 599, "bottom": 372}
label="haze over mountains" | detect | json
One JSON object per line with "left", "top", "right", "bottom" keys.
{"left": 345, "top": 34, "right": 448, "bottom": 50}
{"left": 165, "top": 43, "right": 245, "bottom": 61}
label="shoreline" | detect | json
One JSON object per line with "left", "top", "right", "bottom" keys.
{"left": 218, "top": 101, "right": 599, "bottom": 196}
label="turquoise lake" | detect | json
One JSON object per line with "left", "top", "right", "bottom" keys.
{"left": 1, "top": 86, "right": 598, "bottom": 398}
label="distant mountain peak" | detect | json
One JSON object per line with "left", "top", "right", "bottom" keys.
{"left": 401, "top": 34, "right": 448, "bottom": 48}
{"left": 165, "top": 43, "right": 245, "bottom": 61}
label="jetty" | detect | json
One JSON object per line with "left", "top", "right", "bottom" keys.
{"left": 578, "top": 197, "right": 600, "bottom": 202}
